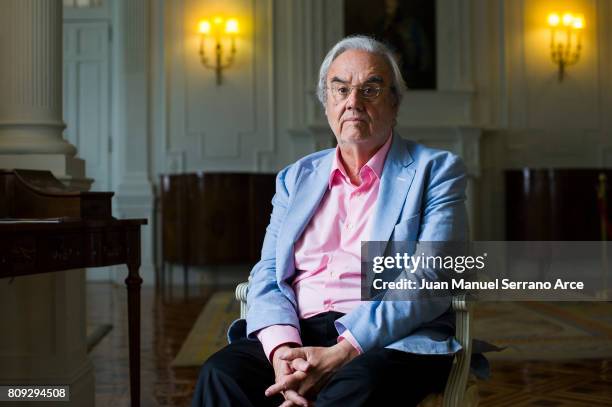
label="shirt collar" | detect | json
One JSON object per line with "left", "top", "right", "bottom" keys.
{"left": 328, "top": 133, "right": 393, "bottom": 189}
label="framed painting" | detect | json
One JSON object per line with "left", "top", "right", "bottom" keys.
{"left": 344, "top": 0, "right": 436, "bottom": 89}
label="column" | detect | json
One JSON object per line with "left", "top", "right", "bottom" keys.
{"left": 0, "top": 1, "right": 94, "bottom": 406}
{"left": 0, "top": 0, "right": 87, "bottom": 187}
{"left": 112, "top": 0, "right": 154, "bottom": 283}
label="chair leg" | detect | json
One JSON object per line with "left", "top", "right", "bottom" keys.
{"left": 443, "top": 296, "right": 473, "bottom": 407}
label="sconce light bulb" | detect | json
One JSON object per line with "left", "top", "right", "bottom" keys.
{"left": 198, "top": 20, "right": 211, "bottom": 35}
{"left": 225, "top": 19, "right": 239, "bottom": 34}
{"left": 573, "top": 16, "right": 584, "bottom": 29}
{"left": 562, "top": 12, "right": 574, "bottom": 27}
{"left": 547, "top": 13, "right": 560, "bottom": 27}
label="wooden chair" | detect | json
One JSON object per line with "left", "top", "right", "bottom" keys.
{"left": 235, "top": 282, "right": 479, "bottom": 407}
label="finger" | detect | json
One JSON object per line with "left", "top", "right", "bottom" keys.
{"left": 283, "top": 389, "right": 309, "bottom": 407}
{"left": 266, "top": 382, "right": 284, "bottom": 397}
{"left": 266, "top": 371, "right": 307, "bottom": 396}
{"left": 278, "top": 400, "right": 296, "bottom": 407}
{"left": 278, "top": 361, "right": 294, "bottom": 376}
{"left": 290, "top": 358, "right": 310, "bottom": 372}
{"left": 279, "top": 348, "right": 305, "bottom": 361}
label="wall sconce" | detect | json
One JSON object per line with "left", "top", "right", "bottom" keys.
{"left": 198, "top": 16, "right": 239, "bottom": 85}
{"left": 547, "top": 12, "right": 584, "bottom": 82}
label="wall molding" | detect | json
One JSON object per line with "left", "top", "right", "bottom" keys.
{"left": 163, "top": 0, "right": 276, "bottom": 172}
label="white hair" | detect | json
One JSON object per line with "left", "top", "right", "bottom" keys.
{"left": 316, "top": 35, "right": 406, "bottom": 107}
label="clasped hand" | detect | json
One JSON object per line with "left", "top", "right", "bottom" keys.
{"left": 265, "top": 341, "right": 359, "bottom": 407}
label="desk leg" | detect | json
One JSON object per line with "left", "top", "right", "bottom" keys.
{"left": 126, "top": 266, "right": 142, "bottom": 407}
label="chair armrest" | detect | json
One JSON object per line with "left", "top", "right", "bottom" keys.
{"left": 443, "top": 294, "right": 473, "bottom": 407}
{"left": 236, "top": 281, "right": 249, "bottom": 319}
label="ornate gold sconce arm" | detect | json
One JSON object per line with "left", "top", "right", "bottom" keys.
{"left": 198, "top": 17, "right": 239, "bottom": 85}
{"left": 548, "top": 12, "right": 584, "bottom": 82}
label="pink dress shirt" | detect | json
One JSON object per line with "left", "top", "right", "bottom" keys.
{"left": 256, "top": 135, "right": 393, "bottom": 361}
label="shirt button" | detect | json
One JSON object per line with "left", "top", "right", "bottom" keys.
{"left": 346, "top": 222, "right": 353, "bottom": 230}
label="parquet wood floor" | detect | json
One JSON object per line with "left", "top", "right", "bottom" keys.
{"left": 87, "top": 283, "right": 612, "bottom": 406}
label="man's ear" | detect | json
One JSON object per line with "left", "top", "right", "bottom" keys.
{"left": 393, "top": 94, "right": 400, "bottom": 109}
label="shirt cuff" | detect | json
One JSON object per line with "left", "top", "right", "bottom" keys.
{"left": 256, "top": 325, "right": 302, "bottom": 362}
{"left": 338, "top": 329, "right": 364, "bottom": 355}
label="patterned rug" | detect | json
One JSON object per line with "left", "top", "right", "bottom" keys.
{"left": 172, "top": 292, "right": 612, "bottom": 366}
{"left": 172, "top": 291, "right": 240, "bottom": 367}
{"left": 476, "top": 301, "right": 612, "bottom": 360}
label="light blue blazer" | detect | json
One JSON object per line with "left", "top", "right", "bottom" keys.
{"left": 228, "top": 134, "right": 468, "bottom": 356}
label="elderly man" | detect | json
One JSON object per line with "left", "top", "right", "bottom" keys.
{"left": 192, "top": 35, "right": 468, "bottom": 407}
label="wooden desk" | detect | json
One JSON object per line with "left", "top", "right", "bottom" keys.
{"left": 0, "top": 217, "right": 147, "bottom": 407}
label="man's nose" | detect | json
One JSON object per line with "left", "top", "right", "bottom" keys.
{"left": 346, "top": 88, "right": 365, "bottom": 111}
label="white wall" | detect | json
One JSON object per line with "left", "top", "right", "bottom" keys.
{"left": 63, "top": 21, "right": 111, "bottom": 192}
{"left": 157, "top": 0, "right": 270, "bottom": 173}
{"left": 471, "top": 0, "right": 612, "bottom": 239}
{"left": 155, "top": 0, "right": 344, "bottom": 175}
{"left": 154, "top": 0, "right": 483, "bottom": 177}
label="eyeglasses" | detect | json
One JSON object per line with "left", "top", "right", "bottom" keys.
{"left": 327, "top": 83, "right": 385, "bottom": 102}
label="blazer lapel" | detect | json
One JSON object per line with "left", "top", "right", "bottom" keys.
{"left": 369, "top": 135, "right": 415, "bottom": 244}
{"left": 276, "top": 153, "right": 333, "bottom": 283}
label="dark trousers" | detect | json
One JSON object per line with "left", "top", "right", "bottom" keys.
{"left": 191, "top": 312, "right": 453, "bottom": 407}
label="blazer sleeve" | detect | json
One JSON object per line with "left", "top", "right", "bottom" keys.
{"left": 245, "top": 165, "right": 302, "bottom": 339}
{"left": 334, "top": 152, "right": 469, "bottom": 352}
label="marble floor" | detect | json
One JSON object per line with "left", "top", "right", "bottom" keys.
{"left": 87, "top": 283, "right": 612, "bottom": 406}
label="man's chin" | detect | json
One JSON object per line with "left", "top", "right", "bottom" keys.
{"left": 339, "top": 131, "right": 371, "bottom": 144}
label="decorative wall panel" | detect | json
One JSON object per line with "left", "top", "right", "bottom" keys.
{"left": 63, "top": 22, "right": 110, "bottom": 191}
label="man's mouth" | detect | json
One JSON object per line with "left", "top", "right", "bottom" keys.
{"left": 343, "top": 118, "right": 366, "bottom": 124}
